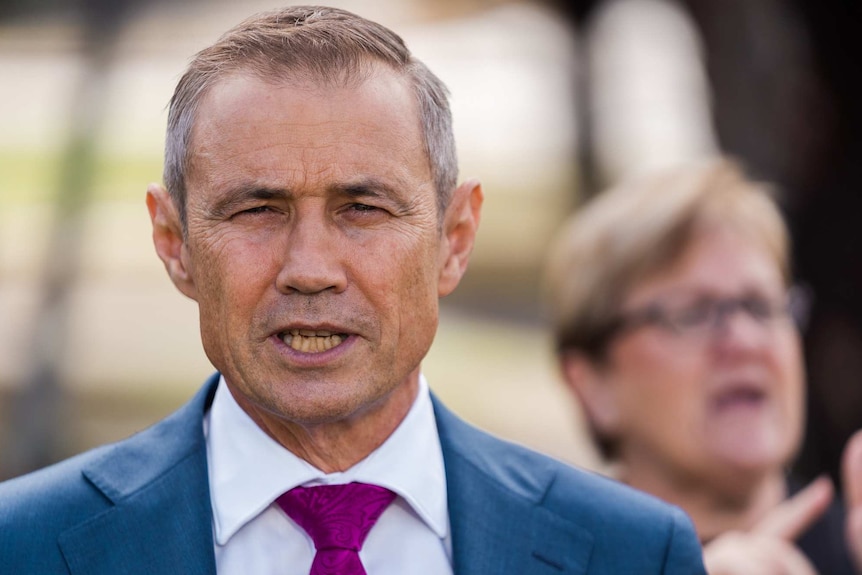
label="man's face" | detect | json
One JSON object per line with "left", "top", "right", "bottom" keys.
{"left": 165, "top": 67, "right": 457, "bottom": 432}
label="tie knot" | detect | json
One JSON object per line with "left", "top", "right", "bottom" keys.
{"left": 277, "top": 482, "right": 396, "bottom": 552}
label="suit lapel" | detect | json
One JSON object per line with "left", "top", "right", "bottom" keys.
{"left": 59, "top": 376, "right": 219, "bottom": 575}
{"left": 54, "top": 380, "right": 593, "bottom": 574}
{"left": 432, "top": 395, "right": 593, "bottom": 574}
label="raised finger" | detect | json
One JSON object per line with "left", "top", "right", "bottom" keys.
{"left": 755, "top": 475, "right": 833, "bottom": 541}
{"left": 842, "top": 428, "right": 862, "bottom": 509}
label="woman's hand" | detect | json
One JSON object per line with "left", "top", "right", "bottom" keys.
{"left": 704, "top": 476, "right": 833, "bottom": 574}
{"left": 842, "top": 429, "right": 862, "bottom": 573}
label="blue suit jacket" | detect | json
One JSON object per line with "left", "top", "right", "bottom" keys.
{"left": 0, "top": 374, "right": 706, "bottom": 574}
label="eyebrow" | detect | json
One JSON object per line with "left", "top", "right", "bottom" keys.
{"left": 207, "top": 184, "right": 290, "bottom": 220}
{"left": 334, "top": 178, "right": 413, "bottom": 212}
{"left": 206, "top": 177, "right": 416, "bottom": 219}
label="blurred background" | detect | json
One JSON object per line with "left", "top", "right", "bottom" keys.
{"left": 1, "top": 0, "right": 860, "bottom": 490}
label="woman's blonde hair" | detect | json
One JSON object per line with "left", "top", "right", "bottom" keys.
{"left": 544, "top": 157, "right": 790, "bottom": 360}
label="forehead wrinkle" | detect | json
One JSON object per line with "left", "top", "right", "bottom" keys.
{"left": 187, "top": 72, "right": 433, "bottom": 220}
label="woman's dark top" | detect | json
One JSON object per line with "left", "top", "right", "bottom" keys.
{"left": 790, "top": 477, "right": 857, "bottom": 574}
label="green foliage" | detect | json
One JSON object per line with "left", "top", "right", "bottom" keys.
{"left": 0, "top": 150, "right": 162, "bottom": 205}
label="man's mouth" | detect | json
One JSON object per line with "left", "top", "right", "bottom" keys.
{"left": 279, "top": 329, "right": 345, "bottom": 353}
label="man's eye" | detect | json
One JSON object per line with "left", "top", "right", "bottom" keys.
{"left": 349, "top": 203, "right": 379, "bottom": 212}
{"left": 241, "top": 206, "right": 273, "bottom": 215}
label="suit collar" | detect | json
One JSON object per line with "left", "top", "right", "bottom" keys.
{"left": 55, "top": 378, "right": 594, "bottom": 574}
{"left": 59, "top": 375, "right": 220, "bottom": 575}
{"left": 432, "top": 394, "right": 594, "bottom": 574}
{"left": 207, "top": 372, "right": 449, "bottom": 544}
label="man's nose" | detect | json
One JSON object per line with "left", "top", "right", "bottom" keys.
{"left": 276, "top": 215, "right": 347, "bottom": 295}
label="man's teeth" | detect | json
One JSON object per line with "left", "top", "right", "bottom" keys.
{"left": 281, "top": 330, "right": 344, "bottom": 352}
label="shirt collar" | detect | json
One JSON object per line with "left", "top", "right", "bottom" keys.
{"left": 205, "top": 374, "right": 449, "bottom": 545}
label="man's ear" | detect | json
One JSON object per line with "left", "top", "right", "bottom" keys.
{"left": 438, "top": 179, "right": 483, "bottom": 297}
{"left": 560, "top": 350, "right": 622, "bottom": 437}
{"left": 146, "top": 183, "right": 197, "bottom": 301}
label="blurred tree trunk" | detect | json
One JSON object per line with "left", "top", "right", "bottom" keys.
{"left": 1, "top": 0, "right": 133, "bottom": 480}
{"left": 542, "top": 0, "right": 862, "bottom": 489}
{"left": 682, "top": 0, "right": 862, "bottom": 490}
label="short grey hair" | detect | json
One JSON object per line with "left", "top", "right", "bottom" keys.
{"left": 163, "top": 5, "right": 458, "bottom": 228}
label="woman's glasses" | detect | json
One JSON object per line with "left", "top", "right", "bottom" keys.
{"left": 610, "top": 287, "right": 810, "bottom": 340}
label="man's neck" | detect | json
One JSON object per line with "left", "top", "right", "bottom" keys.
{"left": 230, "top": 377, "right": 420, "bottom": 473}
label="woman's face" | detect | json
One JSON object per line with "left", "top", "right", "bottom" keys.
{"left": 596, "top": 225, "right": 804, "bottom": 486}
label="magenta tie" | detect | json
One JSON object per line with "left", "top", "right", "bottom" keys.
{"left": 277, "top": 482, "right": 396, "bottom": 575}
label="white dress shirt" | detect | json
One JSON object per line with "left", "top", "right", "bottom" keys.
{"left": 205, "top": 374, "right": 453, "bottom": 575}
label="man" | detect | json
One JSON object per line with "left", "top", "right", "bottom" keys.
{"left": 0, "top": 6, "right": 706, "bottom": 574}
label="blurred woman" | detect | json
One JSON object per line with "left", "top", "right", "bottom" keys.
{"left": 544, "top": 158, "right": 856, "bottom": 574}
